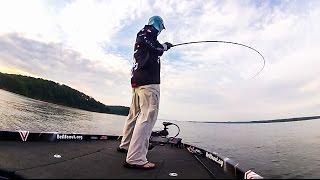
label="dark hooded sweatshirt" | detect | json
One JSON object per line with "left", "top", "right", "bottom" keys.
{"left": 131, "top": 25, "right": 164, "bottom": 88}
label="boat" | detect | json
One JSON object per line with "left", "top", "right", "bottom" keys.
{"left": 0, "top": 122, "right": 263, "bottom": 179}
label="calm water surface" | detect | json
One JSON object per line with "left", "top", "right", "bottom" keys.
{"left": 0, "top": 89, "right": 319, "bottom": 179}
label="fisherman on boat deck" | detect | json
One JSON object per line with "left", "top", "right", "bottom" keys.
{"left": 118, "top": 16, "right": 173, "bottom": 169}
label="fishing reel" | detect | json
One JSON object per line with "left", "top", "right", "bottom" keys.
{"left": 150, "top": 122, "right": 182, "bottom": 148}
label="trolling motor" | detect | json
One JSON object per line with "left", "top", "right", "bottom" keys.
{"left": 151, "top": 122, "right": 171, "bottom": 137}
{"left": 150, "top": 122, "right": 182, "bottom": 148}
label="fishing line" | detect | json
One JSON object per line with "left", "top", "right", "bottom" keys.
{"left": 172, "top": 41, "right": 265, "bottom": 78}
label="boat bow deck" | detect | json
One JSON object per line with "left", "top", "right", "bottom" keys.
{"left": 0, "top": 140, "right": 231, "bottom": 179}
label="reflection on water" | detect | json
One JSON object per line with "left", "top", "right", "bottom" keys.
{"left": 173, "top": 120, "right": 320, "bottom": 179}
{"left": 0, "top": 89, "right": 125, "bottom": 135}
{"left": 0, "top": 89, "right": 319, "bottom": 178}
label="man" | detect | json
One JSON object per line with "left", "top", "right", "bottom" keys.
{"left": 117, "top": 16, "right": 172, "bottom": 169}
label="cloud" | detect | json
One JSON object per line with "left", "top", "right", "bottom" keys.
{"left": 0, "top": 0, "right": 61, "bottom": 42}
{"left": 0, "top": 34, "right": 131, "bottom": 106}
{"left": 0, "top": 0, "right": 319, "bottom": 121}
{"left": 157, "top": 0, "right": 320, "bottom": 121}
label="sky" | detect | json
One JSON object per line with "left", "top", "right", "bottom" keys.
{"left": 0, "top": 0, "right": 319, "bottom": 122}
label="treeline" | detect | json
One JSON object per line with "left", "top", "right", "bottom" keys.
{"left": 0, "top": 72, "right": 129, "bottom": 116}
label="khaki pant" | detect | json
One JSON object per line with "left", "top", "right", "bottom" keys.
{"left": 119, "top": 84, "right": 160, "bottom": 165}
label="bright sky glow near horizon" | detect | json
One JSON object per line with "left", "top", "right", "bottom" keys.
{"left": 0, "top": 0, "right": 319, "bottom": 122}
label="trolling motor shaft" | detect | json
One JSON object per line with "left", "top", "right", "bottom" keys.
{"left": 150, "top": 122, "right": 182, "bottom": 148}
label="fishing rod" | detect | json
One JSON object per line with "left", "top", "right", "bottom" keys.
{"left": 172, "top": 41, "right": 266, "bottom": 78}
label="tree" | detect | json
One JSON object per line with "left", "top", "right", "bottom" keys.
{"left": 0, "top": 72, "right": 129, "bottom": 116}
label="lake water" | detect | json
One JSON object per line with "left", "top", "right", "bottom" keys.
{"left": 0, "top": 89, "right": 319, "bottom": 178}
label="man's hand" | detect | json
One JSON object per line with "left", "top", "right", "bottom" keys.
{"left": 162, "top": 42, "right": 173, "bottom": 51}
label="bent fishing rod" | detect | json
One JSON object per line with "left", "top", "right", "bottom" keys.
{"left": 171, "top": 40, "right": 266, "bottom": 78}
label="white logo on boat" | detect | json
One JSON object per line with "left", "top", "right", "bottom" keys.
{"left": 100, "top": 135, "right": 108, "bottom": 140}
{"left": 19, "top": 131, "right": 29, "bottom": 141}
{"left": 245, "top": 170, "right": 263, "bottom": 179}
{"left": 90, "top": 136, "right": 98, "bottom": 140}
{"left": 56, "top": 134, "right": 83, "bottom": 140}
{"left": 187, "top": 146, "right": 203, "bottom": 155}
{"left": 206, "top": 152, "right": 224, "bottom": 167}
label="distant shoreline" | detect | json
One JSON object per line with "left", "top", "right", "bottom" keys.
{"left": 0, "top": 89, "right": 124, "bottom": 116}
{"left": 0, "top": 72, "right": 129, "bottom": 116}
{"left": 187, "top": 116, "right": 320, "bottom": 124}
